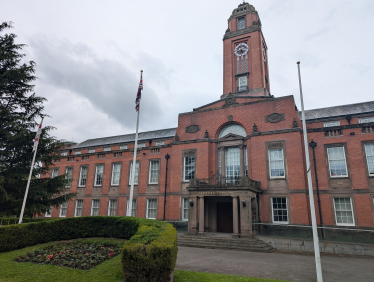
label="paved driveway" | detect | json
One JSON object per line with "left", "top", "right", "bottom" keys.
{"left": 176, "top": 247, "right": 374, "bottom": 282}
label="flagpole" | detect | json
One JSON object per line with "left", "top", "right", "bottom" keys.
{"left": 127, "top": 70, "right": 142, "bottom": 216}
{"left": 297, "top": 61, "right": 323, "bottom": 282}
{"left": 19, "top": 117, "right": 44, "bottom": 224}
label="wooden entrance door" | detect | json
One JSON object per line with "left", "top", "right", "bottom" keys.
{"left": 217, "top": 202, "right": 233, "bottom": 233}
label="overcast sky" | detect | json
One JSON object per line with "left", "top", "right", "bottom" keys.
{"left": 4, "top": 0, "right": 374, "bottom": 143}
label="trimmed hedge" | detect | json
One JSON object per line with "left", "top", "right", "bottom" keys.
{"left": 0, "top": 216, "right": 178, "bottom": 282}
{"left": 0, "top": 217, "right": 55, "bottom": 226}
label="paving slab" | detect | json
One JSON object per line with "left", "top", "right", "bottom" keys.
{"left": 176, "top": 246, "right": 374, "bottom": 282}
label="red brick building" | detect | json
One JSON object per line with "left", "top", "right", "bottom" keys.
{"left": 45, "top": 3, "right": 374, "bottom": 237}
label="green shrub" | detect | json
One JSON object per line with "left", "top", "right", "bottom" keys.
{"left": 0, "top": 217, "right": 54, "bottom": 226}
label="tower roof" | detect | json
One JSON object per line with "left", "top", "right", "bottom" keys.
{"left": 228, "top": 2, "right": 258, "bottom": 22}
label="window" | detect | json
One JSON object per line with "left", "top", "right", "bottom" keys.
{"left": 238, "top": 17, "right": 245, "bottom": 30}
{"left": 269, "top": 149, "right": 285, "bottom": 178}
{"left": 218, "top": 149, "right": 221, "bottom": 173}
{"left": 104, "top": 147, "right": 111, "bottom": 152}
{"left": 51, "top": 168, "right": 59, "bottom": 178}
{"left": 78, "top": 166, "right": 88, "bottom": 187}
{"left": 129, "top": 162, "right": 140, "bottom": 185}
{"left": 59, "top": 202, "right": 68, "bottom": 217}
{"left": 45, "top": 207, "right": 52, "bottom": 217}
{"left": 54, "top": 159, "right": 60, "bottom": 163}
{"left": 131, "top": 150, "right": 141, "bottom": 156}
{"left": 244, "top": 146, "right": 248, "bottom": 177}
{"left": 182, "top": 198, "right": 189, "bottom": 221}
{"left": 226, "top": 147, "right": 240, "bottom": 184}
{"left": 108, "top": 199, "right": 118, "bottom": 216}
{"left": 147, "top": 199, "right": 157, "bottom": 219}
{"left": 137, "top": 143, "right": 146, "bottom": 148}
{"left": 75, "top": 199, "right": 84, "bottom": 217}
{"left": 65, "top": 167, "right": 73, "bottom": 187}
{"left": 238, "top": 76, "right": 247, "bottom": 91}
{"left": 120, "top": 145, "right": 128, "bottom": 150}
{"left": 218, "top": 124, "right": 246, "bottom": 138}
{"left": 327, "top": 146, "right": 348, "bottom": 177}
{"left": 364, "top": 143, "right": 374, "bottom": 176}
{"left": 94, "top": 165, "right": 104, "bottom": 186}
{"left": 151, "top": 148, "right": 160, "bottom": 154}
{"left": 74, "top": 150, "right": 81, "bottom": 155}
{"left": 111, "top": 163, "right": 121, "bottom": 185}
{"left": 149, "top": 160, "right": 160, "bottom": 184}
{"left": 155, "top": 141, "right": 164, "bottom": 146}
{"left": 67, "top": 157, "right": 74, "bottom": 162}
{"left": 97, "top": 154, "right": 105, "bottom": 159}
{"left": 91, "top": 199, "right": 100, "bottom": 216}
{"left": 359, "top": 117, "right": 374, "bottom": 123}
{"left": 184, "top": 156, "right": 195, "bottom": 181}
{"left": 114, "top": 152, "right": 122, "bottom": 157}
{"left": 324, "top": 121, "right": 340, "bottom": 127}
{"left": 334, "top": 198, "right": 354, "bottom": 226}
{"left": 127, "top": 199, "right": 137, "bottom": 217}
{"left": 88, "top": 149, "right": 95, "bottom": 153}
{"left": 272, "top": 197, "right": 288, "bottom": 223}
{"left": 61, "top": 152, "right": 68, "bottom": 156}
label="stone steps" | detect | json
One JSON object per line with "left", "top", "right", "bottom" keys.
{"left": 178, "top": 235, "right": 276, "bottom": 253}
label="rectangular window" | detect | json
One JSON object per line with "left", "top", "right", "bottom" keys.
{"left": 364, "top": 143, "right": 374, "bottom": 176}
{"left": 238, "top": 76, "right": 247, "bottom": 91}
{"left": 324, "top": 121, "right": 340, "bottom": 127}
{"left": 155, "top": 141, "right": 164, "bottom": 146}
{"left": 269, "top": 149, "right": 285, "bottom": 178}
{"left": 120, "top": 145, "right": 128, "bottom": 150}
{"left": 91, "top": 199, "right": 100, "bottom": 216}
{"left": 218, "top": 149, "right": 221, "bottom": 174}
{"left": 65, "top": 167, "right": 73, "bottom": 187}
{"left": 244, "top": 146, "right": 248, "bottom": 177}
{"left": 74, "top": 150, "right": 81, "bottom": 155}
{"left": 182, "top": 198, "right": 189, "bottom": 221}
{"left": 327, "top": 146, "right": 348, "bottom": 177}
{"left": 59, "top": 202, "right": 68, "bottom": 217}
{"left": 75, "top": 199, "right": 84, "bottom": 217}
{"left": 272, "top": 197, "right": 288, "bottom": 223}
{"left": 334, "top": 198, "right": 354, "bottom": 226}
{"left": 111, "top": 163, "right": 121, "bottom": 185}
{"left": 127, "top": 199, "right": 137, "bottom": 217}
{"left": 94, "top": 165, "right": 104, "bottom": 186}
{"left": 359, "top": 117, "right": 374, "bottom": 123}
{"left": 184, "top": 156, "right": 195, "bottom": 181}
{"left": 147, "top": 199, "right": 157, "bottom": 219}
{"left": 88, "top": 149, "right": 95, "bottom": 153}
{"left": 129, "top": 162, "right": 140, "bottom": 185}
{"left": 104, "top": 147, "right": 111, "bottom": 152}
{"left": 238, "top": 17, "right": 245, "bottom": 30}
{"left": 137, "top": 143, "right": 146, "bottom": 148}
{"left": 149, "top": 160, "right": 160, "bottom": 184}
{"left": 226, "top": 147, "right": 240, "bottom": 184}
{"left": 79, "top": 166, "right": 88, "bottom": 187}
{"left": 51, "top": 168, "right": 59, "bottom": 178}
{"left": 108, "top": 199, "right": 118, "bottom": 216}
{"left": 45, "top": 206, "right": 52, "bottom": 217}
{"left": 61, "top": 152, "right": 67, "bottom": 156}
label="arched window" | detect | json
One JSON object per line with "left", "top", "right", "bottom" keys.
{"left": 218, "top": 124, "right": 246, "bottom": 139}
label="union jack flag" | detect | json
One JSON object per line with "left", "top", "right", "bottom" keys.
{"left": 135, "top": 73, "right": 143, "bottom": 111}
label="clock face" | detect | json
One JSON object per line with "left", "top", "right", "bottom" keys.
{"left": 234, "top": 43, "right": 249, "bottom": 57}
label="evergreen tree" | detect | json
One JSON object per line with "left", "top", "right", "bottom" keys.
{"left": 0, "top": 22, "right": 75, "bottom": 217}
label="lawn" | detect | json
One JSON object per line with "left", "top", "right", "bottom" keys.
{"left": 0, "top": 238, "right": 288, "bottom": 282}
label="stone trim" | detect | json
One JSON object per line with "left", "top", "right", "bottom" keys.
{"left": 223, "top": 25, "right": 261, "bottom": 40}
{"left": 250, "top": 128, "right": 302, "bottom": 137}
{"left": 305, "top": 122, "right": 374, "bottom": 133}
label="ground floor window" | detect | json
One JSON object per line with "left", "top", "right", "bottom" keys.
{"left": 147, "top": 199, "right": 157, "bottom": 219}
{"left": 74, "top": 199, "right": 84, "bottom": 217}
{"left": 182, "top": 198, "right": 189, "bottom": 221}
{"left": 127, "top": 199, "right": 137, "bottom": 217}
{"left": 59, "top": 202, "right": 68, "bottom": 217}
{"left": 334, "top": 198, "right": 354, "bottom": 226}
{"left": 91, "top": 199, "right": 100, "bottom": 216}
{"left": 108, "top": 199, "right": 118, "bottom": 216}
{"left": 272, "top": 197, "right": 288, "bottom": 223}
{"left": 45, "top": 206, "right": 52, "bottom": 217}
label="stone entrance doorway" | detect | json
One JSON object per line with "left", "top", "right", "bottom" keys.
{"left": 217, "top": 202, "right": 233, "bottom": 233}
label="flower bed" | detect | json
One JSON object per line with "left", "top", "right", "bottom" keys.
{"left": 15, "top": 242, "right": 121, "bottom": 270}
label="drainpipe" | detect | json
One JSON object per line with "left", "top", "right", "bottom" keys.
{"left": 163, "top": 153, "right": 170, "bottom": 221}
{"left": 309, "top": 140, "right": 325, "bottom": 238}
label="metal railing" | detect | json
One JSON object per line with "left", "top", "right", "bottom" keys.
{"left": 188, "top": 173, "right": 260, "bottom": 190}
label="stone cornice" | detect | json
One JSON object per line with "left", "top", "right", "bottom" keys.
{"left": 223, "top": 24, "right": 261, "bottom": 40}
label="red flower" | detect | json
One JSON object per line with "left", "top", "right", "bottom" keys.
{"left": 110, "top": 252, "right": 113, "bottom": 256}
{"left": 49, "top": 255, "right": 53, "bottom": 259}
{"left": 16, "top": 257, "right": 19, "bottom": 260}
{"left": 86, "top": 252, "right": 88, "bottom": 255}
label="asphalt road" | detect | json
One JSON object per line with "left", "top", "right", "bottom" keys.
{"left": 176, "top": 246, "right": 374, "bottom": 282}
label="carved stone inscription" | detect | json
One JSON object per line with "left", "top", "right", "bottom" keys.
{"left": 265, "top": 113, "right": 285, "bottom": 123}
{"left": 185, "top": 125, "right": 200, "bottom": 133}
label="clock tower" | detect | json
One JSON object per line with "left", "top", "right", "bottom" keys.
{"left": 223, "top": 2, "right": 270, "bottom": 97}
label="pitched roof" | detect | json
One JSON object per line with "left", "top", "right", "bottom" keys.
{"left": 299, "top": 101, "right": 374, "bottom": 120}
{"left": 71, "top": 128, "right": 177, "bottom": 150}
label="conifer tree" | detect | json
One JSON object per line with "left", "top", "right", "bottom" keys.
{"left": 0, "top": 22, "right": 75, "bottom": 217}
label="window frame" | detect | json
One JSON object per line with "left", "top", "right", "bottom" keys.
{"left": 129, "top": 161, "right": 140, "bottom": 185}
{"left": 324, "top": 121, "right": 340, "bottom": 127}
{"left": 146, "top": 198, "right": 157, "bottom": 219}
{"left": 91, "top": 199, "right": 100, "bottom": 216}
{"left": 237, "top": 16, "right": 246, "bottom": 30}
{"left": 359, "top": 117, "right": 374, "bottom": 124}
{"left": 59, "top": 202, "right": 68, "bottom": 217}
{"left": 88, "top": 149, "right": 96, "bottom": 153}
{"left": 333, "top": 197, "right": 355, "bottom": 226}
{"left": 268, "top": 148, "right": 286, "bottom": 179}
{"left": 94, "top": 164, "right": 105, "bottom": 187}
{"left": 51, "top": 168, "right": 59, "bottom": 178}
{"left": 65, "top": 167, "right": 74, "bottom": 188}
{"left": 271, "top": 197, "right": 289, "bottom": 224}
{"left": 363, "top": 143, "right": 374, "bottom": 177}
{"left": 78, "top": 166, "right": 88, "bottom": 187}
{"left": 148, "top": 159, "right": 160, "bottom": 184}
{"left": 238, "top": 76, "right": 247, "bottom": 91}
{"left": 103, "top": 147, "right": 111, "bottom": 152}
{"left": 107, "top": 199, "right": 118, "bottom": 216}
{"left": 183, "top": 155, "right": 196, "bottom": 182}
{"left": 127, "top": 198, "right": 137, "bottom": 217}
{"left": 155, "top": 141, "right": 165, "bottom": 146}
{"left": 74, "top": 199, "right": 84, "bottom": 217}
{"left": 327, "top": 145, "right": 348, "bottom": 178}
{"left": 45, "top": 206, "right": 53, "bottom": 217}
{"left": 182, "top": 198, "right": 189, "bottom": 221}
{"left": 110, "top": 162, "right": 122, "bottom": 186}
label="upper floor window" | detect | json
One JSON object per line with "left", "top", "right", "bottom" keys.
{"left": 364, "top": 143, "right": 374, "bottom": 176}
{"left": 78, "top": 166, "right": 88, "bottom": 187}
{"left": 238, "top": 76, "right": 247, "bottom": 91}
{"left": 137, "top": 143, "right": 146, "bottom": 148}
{"left": 359, "top": 117, "right": 374, "bottom": 123}
{"left": 149, "top": 160, "right": 160, "bottom": 184}
{"left": 65, "top": 167, "right": 73, "bottom": 187}
{"left": 88, "top": 149, "right": 95, "bottom": 153}
{"left": 61, "top": 152, "right": 67, "bottom": 156}
{"left": 324, "top": 121, "right": 340, "bottom": 127}
{"left": 327, "top": 146, "right": 348, "bottom": 177}
{"left": 94, "top": 164, "right": 104, "bottom": 186}
{"left": 269, "top": 149, "right": 285, "bottom": 178}
{"left": 120, "top": 145, "right": 128, "bottom": 150}
{"left": 238, "top": 17, "right": 245, "bottom": 30}
{"left": 244, "top": 146, "right": 248, "bottom": 177}
{"left": 218, "top": 124, "right": 246, "bottom": 139}
{"left": 184, "top": 156, "right": 195, "bottom": 182}
{"left": 111, "top": 163, "right": 121, "bottom": 186}
{"left": 51, "top": 168, "right": 59, "bottom": 178}
{"left": 104, "top": 147, "right": 111, "bottom": 152}
{"left": 226, "top": 147, "right": 240, "bottom": 184}
{"left": 129, "top": 161, "right": 140, "bottom": 185}
{"left": 155, "top": 141, "right": 164, "bottom": 146}
{"left": 74, "top": 151, "right": 81, "bottom": 155}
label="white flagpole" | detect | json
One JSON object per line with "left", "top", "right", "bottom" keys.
{"left": 19, "top": 117, "right": 44, "bottom": 224}
{"left": 297, "top": 61, "right": 323, "bottom": 282}
{"left": 127, "top": 70, "right": 142, "bottom": 216}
